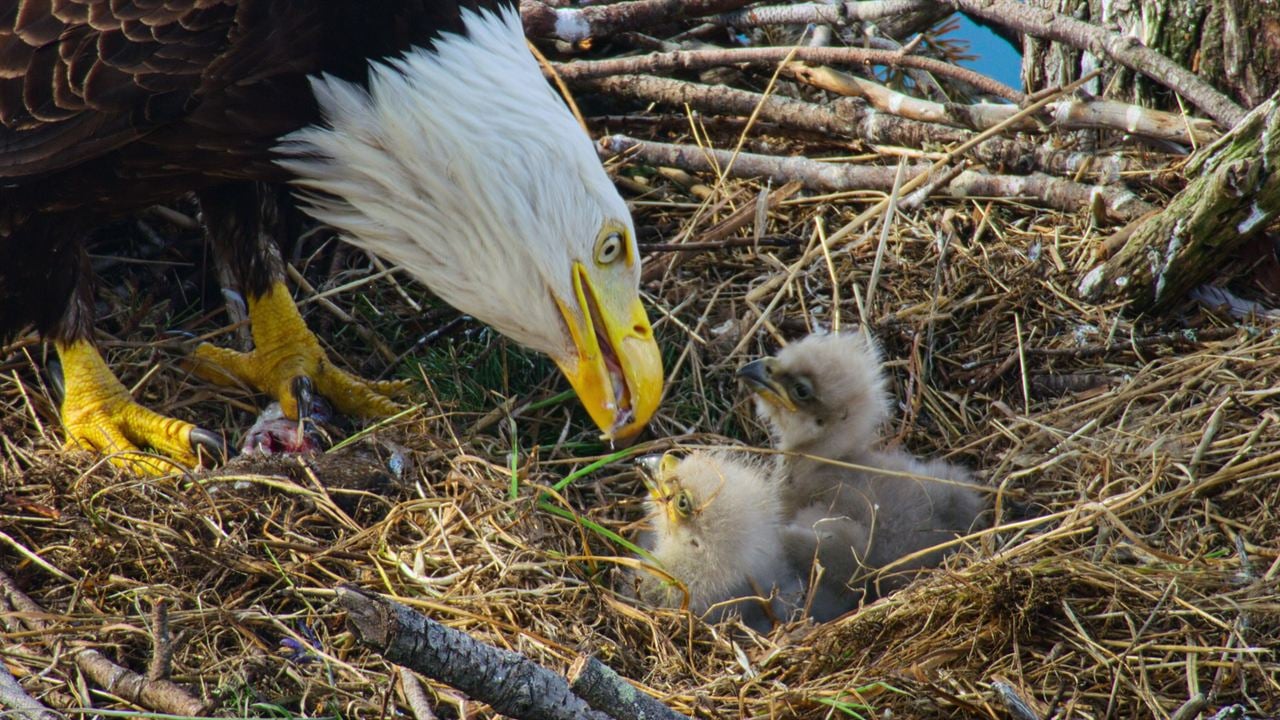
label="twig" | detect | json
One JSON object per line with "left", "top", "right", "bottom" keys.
{"left": 604, "top": 133, "right": 931, "bottom": 191}
{"left": 641, "top": 181, "right": 801, "bottom": 282}
{"left": 990, "top": 677, "right": 1043, "bottom": 720}
{"left": 946, "top": 169, "right": 1152, "bottom": 221}
{"left": 337, "top": 586, "right": 619, "bottom": 720}
{"left": 0, "top": 569, "right": 206, "bottom": 717}
{"left": 946, "top": 0, "right": 1245, "bottom": 127}
{"left": 0, "top": 660, "right": 60, "bottom": 720}
{"left": 864, "top": 158, "right": 907, "bottom": 321}
{"left": 146, "top": 205, "right": 199, "bottom": 231}
{"left": 1169, "top": 694, "right": 1208, "bottom": 720}
{"left": 520, "top": 0, "right": 754, "bottom": 42}
{"left": 555, "top": 46, "right": 1022, "bottom": 101}
{"left": 145, "top": 598, "right": 174, "bottom": 682}
{"left": 639, "top": 236, "right": 799, "bottom": 252}
{"left": 398, "top": 668, "right": 439, "bottom": 720}
{"left": 568, "top": 654, "right": 690, "bottom": 720}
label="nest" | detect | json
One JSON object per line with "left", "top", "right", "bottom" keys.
{"left": 3, "top": 11, "right": 1280, "bottom": 720}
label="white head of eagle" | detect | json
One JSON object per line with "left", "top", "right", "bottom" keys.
{"left": 276, "top": 5, "right": 662, "bottom": 440}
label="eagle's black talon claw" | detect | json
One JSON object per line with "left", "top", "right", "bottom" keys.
{"left": 291, "top": 375, "right": 315, "bottom": 449}
{"left": 47, "top": 356, "right": 66, "bottom": 405}
{"left": 190, "top": 428, "right": 230, "bottom": 464}
{"left": 292, "top": 375, "right": 315, "bottom": 424}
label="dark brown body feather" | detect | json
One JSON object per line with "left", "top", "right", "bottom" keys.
{"left": 0, "top": 0, "right": 509, "bottom": 340}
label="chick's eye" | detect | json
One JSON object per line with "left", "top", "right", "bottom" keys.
{"left": 596, "top": 232, "right": 624, "bottom": 265}
{"left": 674, "top": 492, "right": 693, "bottom": 516}
{"left": 792, "top": 380, "right": 813, "bottom": 401}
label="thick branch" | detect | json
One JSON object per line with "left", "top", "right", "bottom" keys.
{"left": 793, "top": 64, "right": 1218, "bottom": 146}
{"left": 577, "top": 75, "right": 858, "bottom": 136}
{"left": 520, "top": 0, "right": 752, "bottom": 42}
{"left": 709, "top": 0, "right": 932, "bottom": 27}
{"left": 556, "top": 46, "right": 1022, "bottom": 101}
{"left": 605, "top": 133, "right": 928, "bottom": 190}
{"left": 947, "top": 169, "right": 1151, "bottom": 220}
{"left": 0, "top": 662, "right": 58, "bottom": 720}
{"left": 944, "top": 0, "right": 1246, "bottom": 127}
{"left": 601, "top": 135, "right": 1153, "bottom": 221}
{"left": 1077, "top": 93, "right": 1280, "bottom": 311}
{"left": 337, "top": 587, "right": 613, "bottom": 720}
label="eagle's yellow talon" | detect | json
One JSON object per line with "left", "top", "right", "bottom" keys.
{"left": 191, "top": 282, "right": 404, "bottom": 419}
{"left": 55, "top": 340, "right": 215, "bottom": 476}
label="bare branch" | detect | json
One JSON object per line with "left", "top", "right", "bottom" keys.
{"left": 556, "top": 46, "right": 1023, "bottom": 101}
{"left": 945, "top": 0, "right": 1246, "bottom": 127}
{"left": 338, "top": 586, "right": 616, "bottom": 720}
{"left": 601, "top": 135, "right": 1154, "bottom": 220}
{"left": 793, "top": 64, "right": 1219, "bottom": 146}
{"left": 520, "top": 0, "right": 753, "bottom": 42}
{"left": 398, "top": 669, "right": 440, "bottom": 720}
{"left": 605, "top": 133, "right": 927, "bottom": 190}
{"left": 1053, "top": 99, "right": 1218, "bottom": 146}
{"left": 145, "top": 598, "right": 174, "bottom": 682}
{"left": 946, "top": 170, "right": 1153, "bottom": 221}
{"left": 569, "top": 654, "right": 690, "bottom": 720}
{"left": 708, "top": 0, "right": 933, "bottom": 27}
{"left": 577, "top": 75, "right": 858, "bottom": 136}
{"left": 0, "top": 661, "right": 59, "bottom": 720}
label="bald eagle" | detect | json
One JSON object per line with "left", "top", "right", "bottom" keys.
{"left": 0, "top": 1, "right": 663, "bottom": 472}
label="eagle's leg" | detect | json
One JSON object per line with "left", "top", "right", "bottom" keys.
{"left": 51, "top": 253, "right": 225, "bottom": 475}
{"left": 190, "top": 183, "right": 407, "bottom": 420}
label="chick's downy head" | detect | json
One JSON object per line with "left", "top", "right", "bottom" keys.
{"left": 738, "top": 331, "right": 890, "bottom": 459}
{"left": 635, "top": 451, "right": 790, "bottom": 616}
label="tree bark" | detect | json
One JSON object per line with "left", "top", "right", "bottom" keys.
{"left": 337, "top": 587, "right": 614, "bottom": 720}
{"left": 1022, "top": 0, "right": 1280, "bottom": 112}
{"left": 568, "top": 654, "right": 690, "bottom": 720}
{"left": 1077, "top": 91, "right": 1280, "bottom": 310}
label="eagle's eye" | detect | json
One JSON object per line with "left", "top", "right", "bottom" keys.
{"left": 596, "top": 232, "right": 624, "bottom": 265}
{"left": 792, "top": 378, "right": 814, "bottom": 401}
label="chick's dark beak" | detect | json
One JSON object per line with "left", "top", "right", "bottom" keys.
{"left": 736, "top": 358, "right": 797, "bottom": 411}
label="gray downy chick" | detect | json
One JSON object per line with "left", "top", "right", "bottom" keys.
{"left": 737, "top": 331, "right": 892, "bottom": 514}
{"left": 782, "top": 451, "right": 987, "bottom": 620}
{"left": 740, "top": 331, "right": 988, "bottom": 619}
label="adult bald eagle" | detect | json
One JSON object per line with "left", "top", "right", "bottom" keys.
{"left": 0, "top": 1, "right": 663, "bottom": 473}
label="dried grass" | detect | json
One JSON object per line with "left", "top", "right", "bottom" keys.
{"left": 3, "top": 85, "right": 1280, "bottom": 720}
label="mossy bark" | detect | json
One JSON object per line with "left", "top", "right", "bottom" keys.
{"left": 1023, "top": 0, "right": 1280, "bottom": 111}
{"left": 1076, "top": 92, "right": 1280, "bottom": 310}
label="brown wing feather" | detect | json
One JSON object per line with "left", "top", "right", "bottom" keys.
{"left": 1, "top": 0, "right": 230, "bottom": 176}
{"left": 0, "top": 0, "right": 519, "bottom": 340}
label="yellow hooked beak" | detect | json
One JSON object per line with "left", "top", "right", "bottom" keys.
{"left": 555, "top": 262, "right": 663, "bottom": 441}
{"left": 736, "top": 358, "right": 798, "bottom": 412}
